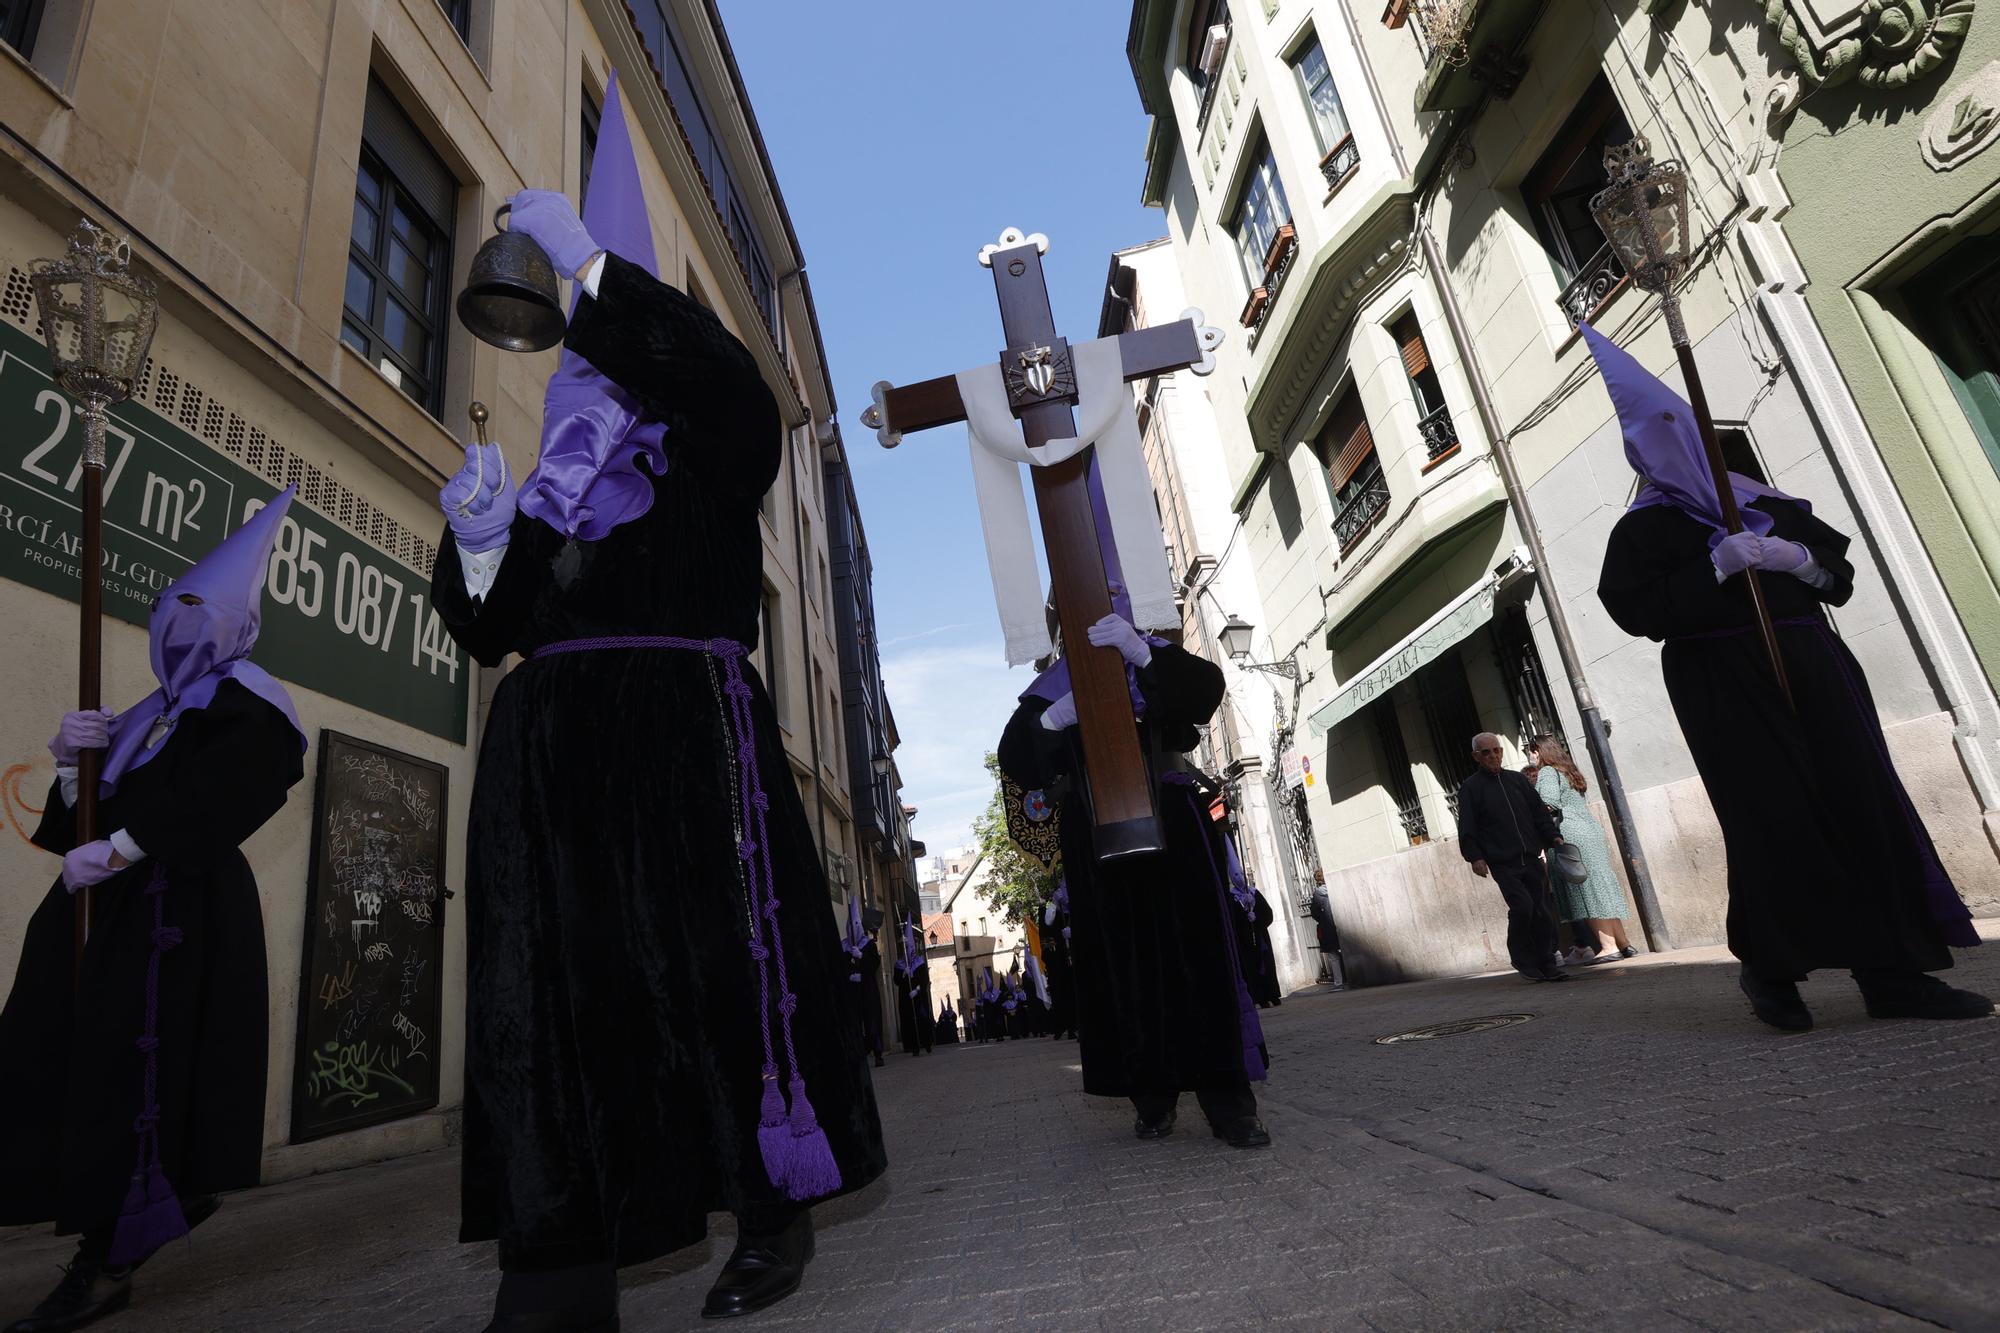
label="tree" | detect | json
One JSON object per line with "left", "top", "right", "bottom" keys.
{"left": 971, "top": 751, "right": 1058, "bottom": 927}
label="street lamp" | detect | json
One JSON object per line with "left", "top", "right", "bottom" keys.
{"left": 1218, "top": 614, "right": 1300, "bottom": 681}
{"left": 1588, "top": 137, "right": 1790, "bottom": 706}
{"left": 871, "top": 750, "right": 892, "bottom": 779}
{"left": 29, "top": 219, "right": 160, "bottom": 980}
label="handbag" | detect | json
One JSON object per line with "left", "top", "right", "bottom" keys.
{"left": 1551, "top": 839, "right": 1589, "bottom": 885}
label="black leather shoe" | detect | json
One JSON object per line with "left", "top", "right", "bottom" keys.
{"left": 1211, "top": 1116, "right": 1272, "bottom": 1149}
{"left": 481, "top": 1314, "right": 618, "bottom": 1332}
{"left": 1133, "top": 1109, "right": 1177, "bottom": 1140}
{"left": 700, "top": 1213, "right": 813, "bottom": 1320}
{"left": 5, "top": 1252, "right": 131, "bottom": 1333}
{"left": 1855, "top": 971, "right": 1995, "bottom": 1021}
{"left": 1740, "top": 970, "right": 1813, "bottom": 1032}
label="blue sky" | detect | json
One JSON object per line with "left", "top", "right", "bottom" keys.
{"left": 718, "top": 2, "right": 1166, "bottom": 859}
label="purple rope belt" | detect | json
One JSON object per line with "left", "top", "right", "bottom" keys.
{"left": 529, "top": 634, "right": 840, "bottom": 1199}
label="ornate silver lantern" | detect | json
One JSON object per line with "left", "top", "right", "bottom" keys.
{"left": 30, "top": 219, "right": 160, "bottom": 464}
{"left": 1587, "top": 137, "right": 1692, "bottom": 340}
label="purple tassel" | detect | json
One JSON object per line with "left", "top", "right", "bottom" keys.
{"left": 773, "top": 1077, "right": 842, "bottom": 1200}
{"left": 754, "top": 1072, "right": 791, "bottom": 1187}
{"left": 107, "top": 1163, "right": 187, "bottom": 1268}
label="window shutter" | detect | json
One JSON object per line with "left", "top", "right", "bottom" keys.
{"left": 1382, "top": 0, "right": 1412, "bottom": 28}
{"left": 1330, "top": 419, "right": 1377, "bottom": 491}
{"left": 363, "top": 78, "right": 457, "bottom": 231}
{"left": 1395, "top": 316, "right": 1431, "bottom": 380}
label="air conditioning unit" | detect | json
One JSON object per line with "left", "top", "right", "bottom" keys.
{"left": 1198, "top": 24, "right": 1229, "bottom": 78}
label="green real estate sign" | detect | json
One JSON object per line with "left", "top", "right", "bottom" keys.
{"left": 0, "top": 321, "right": 466, "bottom": 743}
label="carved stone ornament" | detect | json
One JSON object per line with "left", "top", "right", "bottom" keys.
{"left": 1765, "top": 0, "right": 1976, "bottom": 119}
{"left": 1923, "top": 62, "right": 2000, "bottom": 168}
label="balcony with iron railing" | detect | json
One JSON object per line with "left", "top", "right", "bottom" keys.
{"left": 1333, "top": 467, "right": 1393, "bottom": 555}
{"left": 1387, "top": 0, "right": 1535, "bottom": 112}
{"left": 1320, "top": 134, "right": 1361, "bottom": 193}
{"left": 1394, "top": 793, "right": 1431, "bottom": 845}
{"left": 1240, "top": 223, "right": 1299, "bottom": 350}
{"left": 1556, "top": 243, "right": 1629, "bottom": 330}
{"left": 1417, "top": 402, "right": 1459, "bottom": 468}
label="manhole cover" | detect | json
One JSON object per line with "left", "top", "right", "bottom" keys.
{"left": 1374, "top": 1013, "right": 1535, "bottom": 1045}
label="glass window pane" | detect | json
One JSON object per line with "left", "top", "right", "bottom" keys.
{"left": 343, "top": 262, "right": 374, "bottom": 321}
{"left": 340, "top": 322, "right": 370, "bottom": 356}
{"left": 356, "top": 162, "right": 382, "bottom": 208}
{"left": 386, "top": 237, "right": 429, "bottom": 299}
{"left": 351, "top": 198, "right": 378, "bottom": 252}
{"left": 391, "top": 200, "right": 431, "bottom": 250}
{"left": 1311, "top": 81, "right": 1349, "bottom": 148}
{"left": 382, "top": 297, "right": 428, "bottom": 367}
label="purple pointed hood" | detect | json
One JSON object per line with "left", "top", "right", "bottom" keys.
{"left": 1579, "top": 323, "right": 1802, "bottom": 545}
{"left": 1021, "top": 451, "right": 1170, "bottom": 707}
{"left": 100, "top": 487, "right": 306, "bottom": 794}
{"left": 517, "top": 69, "right": 669, "bottom": 542}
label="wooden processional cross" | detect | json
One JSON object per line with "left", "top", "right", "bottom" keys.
{"left": 862, "top": 229, "right": 1221, "bottom": 860}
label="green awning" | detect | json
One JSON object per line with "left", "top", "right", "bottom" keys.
{"left": 1308, "top": 558, "right": 1522, "bottom": 737}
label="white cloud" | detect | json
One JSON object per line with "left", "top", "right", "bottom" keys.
{"left": 883, "top": 638, "right": 1029, "bottom": 858}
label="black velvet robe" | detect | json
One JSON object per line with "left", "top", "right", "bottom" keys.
{"left": 1598, "top": 496, "right": 1976, "bottom": 980}
{"left": 434, "top": 254, "right": 885, "bottom": 1271}
{"left": 0, "top": 681, "right": 299, "bottom": 1233}
{"left": 1040, "top": 913, "right": 1076, "bottom": 1039}
{"left": 998, "top": 645, "right": 1265, "bottom": 1098}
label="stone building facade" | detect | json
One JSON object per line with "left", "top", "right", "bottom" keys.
{"left": 0, "top": 0, "right": 896, "bottom": 1177}
{"left": 1124, "top": 0, "right": 2000, "bottom": 982}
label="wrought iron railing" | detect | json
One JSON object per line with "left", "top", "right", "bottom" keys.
{"left": 1320, "top": 135, "right": 1361, "bottom": 191}
{"left": 1417, "top": 401, "right": 1458, "bottom": 461}
{"left": 1557, "top": 242, "right": 1628, "bottom": 329}
{"left": 1333, "top": 469, "right": 1392, "bottom": 554}
{"left": 1244, "top": 224, "right": 1299, "bottom": 350}
{"left": 1394, "top": 793, "right": 1430, "bottom": 844}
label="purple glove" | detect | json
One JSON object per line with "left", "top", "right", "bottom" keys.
{"left": 1711, "top": 531, "right": 1762, "bottom": 578}
{"left": 1758, "top": 539, "right": 1810, "bottom": 574}
{"left": 1085, "top": 613, "right": 1153, "bottom": 668}
{"left": 1039, "top": 692, "right": 1078, "bottom": 731}
{"left": 440, "top": 443, "right": 516, "bottom": 553}
{"left": 48, "top": 708, "right": 114, "bottom": 765}
{"left": 506, "top": 189, "right": 598, "bottom": 279}
{"left": 62, "top": 840, "right": 126, "bottom": 894}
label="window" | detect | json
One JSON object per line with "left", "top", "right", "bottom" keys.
{"left": 437, "top": 0, "right": 471, "bottom": 42}
{"left": 1390, "top": 312, "right": 1457, "bottom": 463}
{"left": 345, "top": 80, "right": 456, "bottom": 417}
{"left": 579, "top": 88, "right": 602, "bottom": 210}
{"left": 1316, "top": 388, "right": 1389, "bottom": 554}
{"left": 1492, "top": 607, "right": 1563, "bottom": 749}
{"left": 819, "top": 553, "right": 831, "bottom": 615}
{"left": 1, "top": 0, "right": 42, "bottom": 56}
{"left": 1370, "top": 698, "right": 1428, "bottom": 845}
{"left": 1291, "top": 35, "right": 1358, "bottom": 190}
{"left": 1185, "top": 0, "right": 1231, "bottom": 118}
{"left": 1715, "top": 428, "right": 1768, "bottom": 485}
{"left": 628, "top": 2, "right": 780, "bottom": 344}
{"left": 1524, "top": 78, "right": 1635, "bottom": 327}
{"left": 759, "top": 588, "right": 783, "bottom": 715}
{"left": 1228, "top": 139, "right": 1292, "bottom": 293}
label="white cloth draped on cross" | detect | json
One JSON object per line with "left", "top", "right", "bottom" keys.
{"left": 957, "top": 336, "right": 1176, "bottom": 666}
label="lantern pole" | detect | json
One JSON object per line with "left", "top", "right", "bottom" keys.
{"left": 1590, "top": 141, "right": 1792, "bottom": 708}
{"left": 29, "top": 221, "right": 161, "bottom": 983}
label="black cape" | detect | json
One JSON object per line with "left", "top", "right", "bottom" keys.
{"left": 1244, "top": 890, "right": 1283, "bottom": 1008}
{"left": 998, "top": 645, "right": 1264, "bottom": 1098}
{"left": 1598, "top": 496, "right": 1976, "bottom": 979}
{"left": 0, "top": 681, "right": 300, "bottom": 1232}
{"left": 434, "top": 254, "right": 885, "bottom": 1270}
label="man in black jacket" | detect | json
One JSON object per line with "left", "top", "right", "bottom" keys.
{"left": 1457, "top": 733, "right": 1568, "bottom": 983}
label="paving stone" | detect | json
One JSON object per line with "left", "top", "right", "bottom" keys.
{"left": 2, "top": 936, "right": 1996, "bottom": 1328}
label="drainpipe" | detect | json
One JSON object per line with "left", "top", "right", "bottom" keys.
{"left": 1415, "top": 223, "right": 1670, "bottom": 952}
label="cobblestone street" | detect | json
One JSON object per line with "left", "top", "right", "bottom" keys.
{"left": 4, "top": 931, "right": 1997, "bottom": 1332}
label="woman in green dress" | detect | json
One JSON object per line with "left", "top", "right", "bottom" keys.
{"left": 1531, "top": 736, "right": 1636, "bottom": 960}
